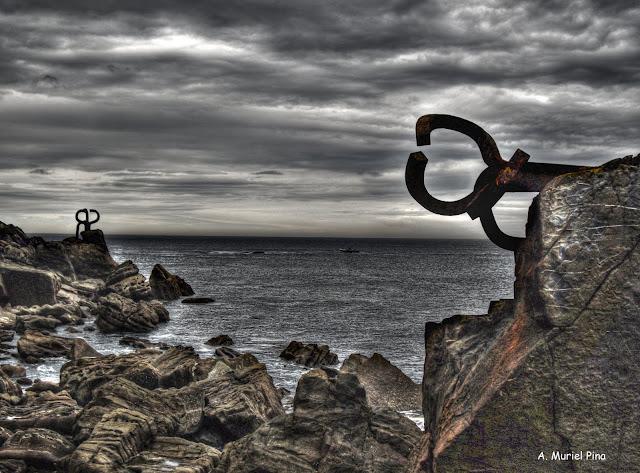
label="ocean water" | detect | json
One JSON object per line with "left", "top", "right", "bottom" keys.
{"left": 25, "top": 236, "right": 515, "bottom": 426}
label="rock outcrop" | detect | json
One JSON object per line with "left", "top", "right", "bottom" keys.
{"left": 218, "top": 369, "right": 421, "bottom": 472}
{"left": 408, "top": 155, "right": 640, "bottom": 472}
{"left": 279, "top": 341, "right": 338, "bottom": 367}
{"left": 0, "top": 263, "right": 60, "bottom": 307}
{"left": 149, "top": 263, "right": 194, "bottom": 300}
{"left": 95, "top": 293, "right": 169, "bottom": 332}
{"left": 341, "top": 352, "right": 421, "bottom": 412}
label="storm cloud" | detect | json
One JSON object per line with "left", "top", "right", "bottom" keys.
{"left": 0, "top": 0, "right": 638, "bottom": 238}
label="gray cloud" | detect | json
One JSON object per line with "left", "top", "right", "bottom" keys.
{"left": 0, "top": 0, "right": 638, "bottom": 237}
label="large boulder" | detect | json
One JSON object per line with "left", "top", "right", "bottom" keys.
{"left": 0, "top": 262, "right": 59, "bottom": 307}
{"left": 103, "top": 260, "right": 153, "bottom": 301}
{"left": 217, "top": 369, "right": 421, "bottom": 472}
{"left": 0, "top": 389, "right": 81, "bottom": 434}
{"left": 149, "top": 263, "right": 194, "bottom": 300}
{"left": 60, "top": 346, "right": 207, "bottom": 406}
{"left": 0, "top": 428, "right": 75, "bottom": 468}
{"left": 66, "top": 352, "right": 283, "bottom": 472}
{"left": 408, "top": 155, "right": 640, "bottom": 472}
{"left": 279, "top": 341, "right": 338, "bottom": 367}
{"left": 95, "top": 293, "right": 169, "bottom": 332}
{"left": 16, "top": 331, "right": 98, "bottom": 363}
{"left": 341, "top": 353, "right": 421, "bottom": 411}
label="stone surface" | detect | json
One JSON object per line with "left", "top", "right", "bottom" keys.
{"left": 408, "top": 155, "right": 640, "bottom": 472}
{"left": 16, "top": 331, "right": 95, "bottom": 362}
{"left": 0, "top": 428, "right": 75, "bottom": 468}
{"left": 279, "top": 341, "right": 338, "bottom": 367}
{"left": 0, "top": 262, "right": 59, "bottom": 307}
{"left": 217, "top": 369, "right": 421, "bottom": 472}
{"left": 104, "top": 260, "right": 153, "bottom": 301}
{"left": 0, "top": 389, "right": 81, "bottom": 434}
{"left": 127, "top": 436, "right": 220, "bottom": 472}
{"left": 206, "top": 335, "right": 234, "bottom": 346}
{"left": 182, "top": 297, "right": 215, "bottom": 304}
{"left": 341, "top": 352, "right": 421, "bottom": 412}
{"left": 149, "top": 263, "right": 194, "bottom": 300}
{"left": 95, "top": 293, "right": 169, "bottom": 332}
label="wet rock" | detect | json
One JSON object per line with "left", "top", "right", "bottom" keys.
{"left": 149, "top": 263, "right": 194, "bottom": 300}
{"left": 70, "top": 338, "right": 101, "bottom": 361}
{"left": 15, "top": 315, "right": 61, "bottom": 333}
{"left": 0, "top": 428, "right": 75, "bottom": 468}
{"left": 217, "top": 369, "right": 421, "bottom": 472}
{"left": 279, "top": 341, "right": 338, "bottom": 367}
{"left": 206, "top": 334, "right": 233, "bottom": 346}
{"left": 182, "top": 297, "right": 215, "bottom": 304}
{"left": 191, "top": 353, "right": 285, "bottom": 448}
{"left": 0, "top": 364, "right": 26, "bottom": 378}
{"left": 341, "top": 353, "right": 421, "bottom": 411}
{"left": 17, "top": 331, "right": 73, "bottom": 361}
{"left": 26, "top": 381, "right": 61, "bottom": 394}
{"left": 214, "top": 347, "right": 240, "bottom": 359}
{"left": 0, "top": 262, "right": 59, "bottom": 307}
{"left": 60, "top": 346, "right": 208, "bottom": 405}
{"left": 95, "top": 293, "right": 169, "bottom": 333}
{"left": 407, "top": 155, "right": 640, "bottom": 473}
{"left": 15, "top": 378, "right": 31, "bottom": 386}
{"left": 104, "top": 260, "right": 153, "bottom": 301}
{"left": 0, "top": 390, "right": 81, "bottom": 434}
{"left": 119, "top": 336, "right": 170, "bottom": 351}
{"left": 0, "top": 370, "right": 21, "bottom": 399}
{"left": 0, "top": 310, "right": 15, "bottom": 332}
{"left": 127, "top": 436, "right": 220, "bottom": 472}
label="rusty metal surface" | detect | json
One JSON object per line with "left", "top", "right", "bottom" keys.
{"left": 405, "top": 114, "right": 593, "bottom": 251}
{"left": 75, "top": 208, "right": 100, "bottom": 239}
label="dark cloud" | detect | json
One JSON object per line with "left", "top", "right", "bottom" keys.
{"left": 0, "top": 0, "right": 638, "bottom": 236}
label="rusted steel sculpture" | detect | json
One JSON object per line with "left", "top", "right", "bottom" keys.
{"left": 75, "top": 208, "right": 100, "bottom": 239}
{"left": 405, "top": 114, "right": 593, "bottom": 251}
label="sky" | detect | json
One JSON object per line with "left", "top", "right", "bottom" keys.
{"left": 0, "top": 0, "right": 638, "bottom": 239}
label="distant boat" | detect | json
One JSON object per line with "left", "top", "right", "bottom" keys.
{"left": 339, "top": 248, "right": 359, "bottom": 253}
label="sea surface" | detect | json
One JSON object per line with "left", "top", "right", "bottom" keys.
{"left": 26, "top": 236, "right": 515, "bottom": 427}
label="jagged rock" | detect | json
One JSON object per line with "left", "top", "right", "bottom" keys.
{"left": 0, "top": 390, "right": 81, "bottom": 434}
{"left": 0, "top": 459, "right": 26, "bottom": 472}
{"left": 279, "top": 341, "right": 338, "bottom": 367}
{"left": 16, "top": 331, "right": 72, "bottom": 362}
{"left": 79, "top": 229, "right": 107, "bottom": 247}
{"left": 149, "top": 263, "right": 194, "bottom": 300}
{"left": 0, "top": 428, "right": 75, "bottom": 468}
{"left": 104, "top": 260, "right": 153, "bottom": 301}
{"left": 0, "top": 310, "right": 15, "bottom": 332}
{"left": 60, "top": 346, "right": 209, "bottom": 405}
{"left": 95, "top": 293, "right": 169, "bottom": 333}
{"left": 407, "top": 155, "right": 640, "bottom": 472}
{"left": 0, "top": 370, "right": 21, "bottom": 399}
{"left": 341, "top": 353, "right": 421, "bottom": 411}
{"left": 15, "top": 315, "right": 61, "bottom": 333}
{"left": 0, "top": 427, "right": 10, "bottom": 444}
{"left": 214, "top": 347, "right": 240, "bottom": 359}
{"left": 206, "top": 335, "right": 233, "bottom": 346}
{"left": 26, "top": 381, "right": 61, "bottom": 394}
{"left": 190, "top": 353, "right": 285, "bottom": 448}
{"left": 217, "top": 369, "right": 421, "bottom": 472}
{"left": 127, "top": 436, "right": 220, "bottom": 472}
{"left": 0, "top": 262, "right": 59, "bottom": 307}
{"left": 67, "top": 353, "right": 283, "bottom": 471}
{"left": 15, "top": 378, "right": 31, "bottom": 386}
{"left": 182, "top": 297, "right": 215, "bottom": 304}
{"left": 0, "top": 364, "right": 26, "bottom": 378}
{"left": 119, "top": 336, "right": 170, "bottom": 350}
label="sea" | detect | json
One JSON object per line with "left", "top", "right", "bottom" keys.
{"left": 25, "top": 236, "right": 515, "bottom": 427}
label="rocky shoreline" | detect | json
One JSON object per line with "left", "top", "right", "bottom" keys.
{"left": 0, "top": 222, "right": 422, "bottom": 472}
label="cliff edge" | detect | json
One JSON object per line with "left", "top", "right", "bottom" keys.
{"left": 409, "top": 154, "right": 640, "bottom": 472}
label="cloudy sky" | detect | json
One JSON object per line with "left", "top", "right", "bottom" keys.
{"left": 0, "top": 0, "right": 638, "bottom": 238}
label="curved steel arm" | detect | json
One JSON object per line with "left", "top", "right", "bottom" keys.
{"left": 88, "top": 209, "right": 100, "bottom": 225}
{"left": 406, "top": 152, "right": 475, "bottom": 216}
{"left": 415, "top": 114, "right": 503, "bottom": 166}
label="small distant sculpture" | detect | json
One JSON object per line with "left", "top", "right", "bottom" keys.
{"left": 75, "top": 208, "right": 100, "bottom": 239}
{"left": 405, "top": 114, "right": 596, "bottom": 251}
